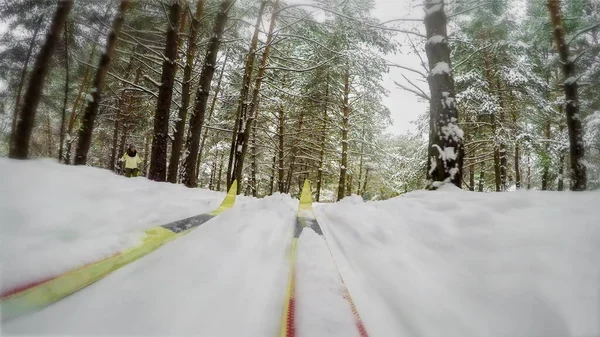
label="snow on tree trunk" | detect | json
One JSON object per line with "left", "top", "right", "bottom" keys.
{"left": 9, "top": 1, "right": 73, "bottom": 159}
{"left": 73, "top": 0, "right": 129, "bottom": 165}
{"left": 58, "top": 20, "right": 70, "bottom": 163}
{"left": 148, "top": 0, "right": 181, "bottom": 182}
{"left": 168, "top": 0, "right": 205, "bottom": 184}
{"left": 423, "top": 0, "right": 464, "bottom": 188}
{"left": 278, "top": 105, "right": 285, "bottom": 193}
{"left": 231, "top": 0, "right": 276, "bottom": 194}
{"left": 197, "top": 51, "right": 229, "bottom": 179}
{"left": 182, "top": 0, "right": 232, "bottom": 188}
{"left": 547, "top": 0, "right": 586, "bottom": 191}
{"left": 226, "top": 1, "right": 267, "bottom": 191}
{"left": 337, "top": 68, "right": 350, "bottom": 201}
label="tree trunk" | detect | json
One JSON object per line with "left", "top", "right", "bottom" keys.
{"left": 250, "top": 121, "right": 258, "bottom": 197}
{"left": 478, "top": 162, "right": 485, "bottom": 192}
{"left": 168, "top": 0, "right": 205, "bottom": 183}
{"left": 285, "top": 109, "right": 304, "bottom": 194}
{"left": 316, "top": 74, "right": 329, "bottom": 202}
{"left": 542, "top": 119, "right": 551, "bottom": 190}
{"left": 11, "top": 16, "right": 44, "bottom": 153}
{"left": 469, "top": 163, "right": 475, "bottom": 191}
{"left": 142, "top": 133, "right": 150, "bottom": 177}
{"left": 496, "top": 74, "right": 507, "bottom": 191}
{"left": 337, "top": 68, "right": 350, "bottom": 201}
{"left": 515, "top": 144, "right": 521, "bottom": 189}
{"left": 227, "top": 1, "right": 268, "bottom": 190}
{"left": 73, "top": 0, "right": 129, "bottom": 165}
{"left": 527, "top": 155, "right": 531, "bottom": 189}
{"left": 58, "top": 20, "right": 69, "bottom": 163}
{"left": 278, "top": 105, "right": 285, "bottom": 193}
{"left": 149, "top": 0, "right": 181, "bottom": 181}
{"left": 230, "top": 0, "right": 279, "bottom": 193}
{"left": 217, "top": 150, "right": 224, "bottom": 191}
{"left": 182, "top": 0, "right": 232, "bottom": 187}
{"left": 9, "top": 1, "right": 73, "bottom": 159}
{"left": 547, "top": 0, "right": 586, "bottom": 191}
{"left": 209, "top": 160, "right": 217, "bottom": 190}
{"left": 423, "top": 0, "right": 463, "bottom": 187}
{"left": 197, "top": 50, "right": 229, "bottom": 171}
{"left": 362, "top": 167, "right": 370, "bottom": 196}
{"left": 269, "top": 154, "right": 276, "bottom": 195}
{"left": 109, "top": 53, "right": 136, "bottom": 171}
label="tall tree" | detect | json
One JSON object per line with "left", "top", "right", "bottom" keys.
{"left": 74, "top": 0, "right": 130, "bottom": 165}
{"left": 182, "top": 0, "right": 233, "bottom": 187}
{"left": 9, "top": 1, "right": 73, "bottom": 159}
{"left": 167, "top": 0, "right": 205, "bottom": 183}
{"left": 547, "top": 0, "right": 587, "bottom": 190}
{"left": 148, "top": 0, "right": 181, "bottom": 181}
{"left": 423, "top": 0, "right": 464, "bottom": 188}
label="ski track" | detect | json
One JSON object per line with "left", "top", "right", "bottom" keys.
{"left": 3, "top": 194, "right": 297, "bottom": 336}
{"left": 314, "top": 191, "right": 600, "bottom": 337}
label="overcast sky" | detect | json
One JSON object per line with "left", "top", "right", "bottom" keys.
{"left": 370, "top": 0, "right": 427, "bottom": 135}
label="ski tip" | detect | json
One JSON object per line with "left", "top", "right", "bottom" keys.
{"left": 209, "top": 180, "right": 237, "bottom": 216}
{"left": 299, "top": 179, "right": 312, "bottom": 212}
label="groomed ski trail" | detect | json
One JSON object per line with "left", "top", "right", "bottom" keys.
{"left": 3, "top": 194, "right": 297, "bottom": 336}
{"left": 281, "top": 180, "right": 369, "bottom": 337}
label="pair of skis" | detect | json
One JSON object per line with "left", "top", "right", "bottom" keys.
{"left": 280, "top": 180, "right": 368, "bottom": 337}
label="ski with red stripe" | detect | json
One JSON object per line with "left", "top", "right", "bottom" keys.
{"left": 280, "top": 179, "right": 368, "bottom": 337}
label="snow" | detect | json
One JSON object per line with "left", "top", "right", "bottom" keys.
{"left": 431, "top": 62, "right": 451, "bottom": 75}
{"left": 428, "top": 35, "right": 445, "bottom": 44}
{"left": 3, "top": 158, "right": 600, "bottom": 337}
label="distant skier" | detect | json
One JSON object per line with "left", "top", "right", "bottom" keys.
{"left": 119, "top": 144, "right": 142, "bottom": 177}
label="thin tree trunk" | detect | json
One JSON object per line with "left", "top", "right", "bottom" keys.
{"left": 496, "top": 74, "right": 507, "bottom": 191}
{"left": 109, "top": 54, "right": 136, "bottom": 171}
{"left": 197, "top": 50, "right": 229, "bottom": 169}
{"left": 337, "top": 67, "right": 350, "bottom": 201}
{"left": 478, "top": 162, "right": 485, "bottom": 192}
{"left": 168, "top": 0, "right": 205, "bottom": 183}
{"left": 547, "top": 0, "right": 586, "bottom": 191}
{"left": 149, "top": 0, "right": 181, "bottom": 182}
{"left": 357, "top": 126, "right": 365, "bottom": 195}
{"left": 251, "top": 121, "right": 257, "bottom": 197}
{"left": 183, "top": 0, "right": 232, "bottom": 187}
{"left": 231, "top": 0, "right": 279, "bottom": 193}
{"left": 73, "top": 0, "right": 129, "bottom": 165}
{"left": 269, "top": 154, "right": 276, "bottom": 195}
{"left": 285, "top": 109, "right": 304, "bottom": 194}
{"left": 227, "top": 1, "right": 268, "bottom": 190}
{"left": 217, "top": 150, "right": 224, "bottom": 191}
{"left": 45, "top": 109, "right": 53, "bottom": 157}
{"left": 316, "top": 73, "right": 329, "bottom": 202}
{"left": 58, "top": 20, "right": 69, "bottom": 163}
{"left": 527, "top": 155, "right": 531, "bottom": 189}
{"left": 9, "top": 1, "right": 73, "bottom": 159}
{"left": 482, "top": 46, "right": 501, "bottom": 192}
{"left": 423, "top": 0, "right": 463, "bottom": 187}
{"left": 277, "top": 105, "right": 285, "bottom": 193}
{"left": 362, "top": 167, "right": 369, "bottom": 196}
{"left": 209, "top": 160, "right": 217, "bottom": 190}
{"left": 542, "top": 120, "right": 551, "bottom": 190}
{"left": 469, "top": 163, "right": 475, "bottom": 191}
{"left": 557, "top": 123, "right": 565, "bottom": 191}
{"left": 12, "top": 16, "right": 44, "bottom": 152}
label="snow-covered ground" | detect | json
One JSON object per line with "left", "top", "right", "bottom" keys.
{"left": 1, "top": 158, "right": 599, "bottom": 337}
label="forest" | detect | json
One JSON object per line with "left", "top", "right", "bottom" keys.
{"left": 1, "top": 0, "right": 598, "bottom": 200}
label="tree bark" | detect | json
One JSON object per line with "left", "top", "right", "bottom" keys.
{"left": 11, "top": 16, "right": 43, "bottom": 153}
{"left": 542, "top": 119, "right": 551, "bottom": 190}
{"left": 277, "top": 105, "right": 285, "bottom": 193}
{"left": 217, "top": 150, "right": 225, "bottom": 191}
{"left": 168, "top": 0, "right": 205, "bottom": 183}
{"left": 337, "top": 67, "right": 350, "bottom": 201}
{"left": 316, "top": 74, "right": 329, "bottom": 202}
{"left": 9, "top": 1, "right": 73, "bottom": 159}
{"left": 58, "top": 20, "right": 69, "bottom": 163}
{"left": 250, "top": 120, "right": 258, "bottom": 197}
{"left": 230, "top": 0, "right": 279, "bottom": 193}
{"left": 73, "top": 0, "right": 129, "bottom": 165}
{"left": 197, "top": 50, "right": 229, "bottom": 171}
{"left": 547, "top": 0, "right": 586, "bottom": 191}
{"left": 149, "top": 0, "right": 181, "bottom": 181}
{"left": 478, "top": 162, "right": 485, "bottom": 192}
{"left": 182, "top": 0, "right": 232, "bottom": 187}
{"left": 423, "top": 0, "right": 463, "bottom": 188}
{"left": 269, "top": 154, "right": 276, "bottom": 195}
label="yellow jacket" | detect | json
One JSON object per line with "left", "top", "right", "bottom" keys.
{"left": 121, "top": 152, "right": 142, "bottom": 169}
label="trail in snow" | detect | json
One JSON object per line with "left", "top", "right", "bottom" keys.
{"left": 3, "top": 193, "right": 297, "bottom": 336}
{"left": 314, "top": 189, "right": 600, "bottom": 337}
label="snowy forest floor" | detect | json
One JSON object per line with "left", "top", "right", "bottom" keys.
{"left": 1, "top": 158, "right": 599, "bottom": 337}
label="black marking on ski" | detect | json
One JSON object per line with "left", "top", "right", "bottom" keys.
{"left": 161, "top": 213, "right": 215, "bottom": 233}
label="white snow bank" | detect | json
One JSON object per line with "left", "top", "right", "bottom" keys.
{"left": 0, "top": 158, "right": 227, "bottom": 294}
{"left": 315, "top": 188, "right": 600, "bottom": 337}
{"left": 4, "top": 193, "right": 298, "bottom": 337}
